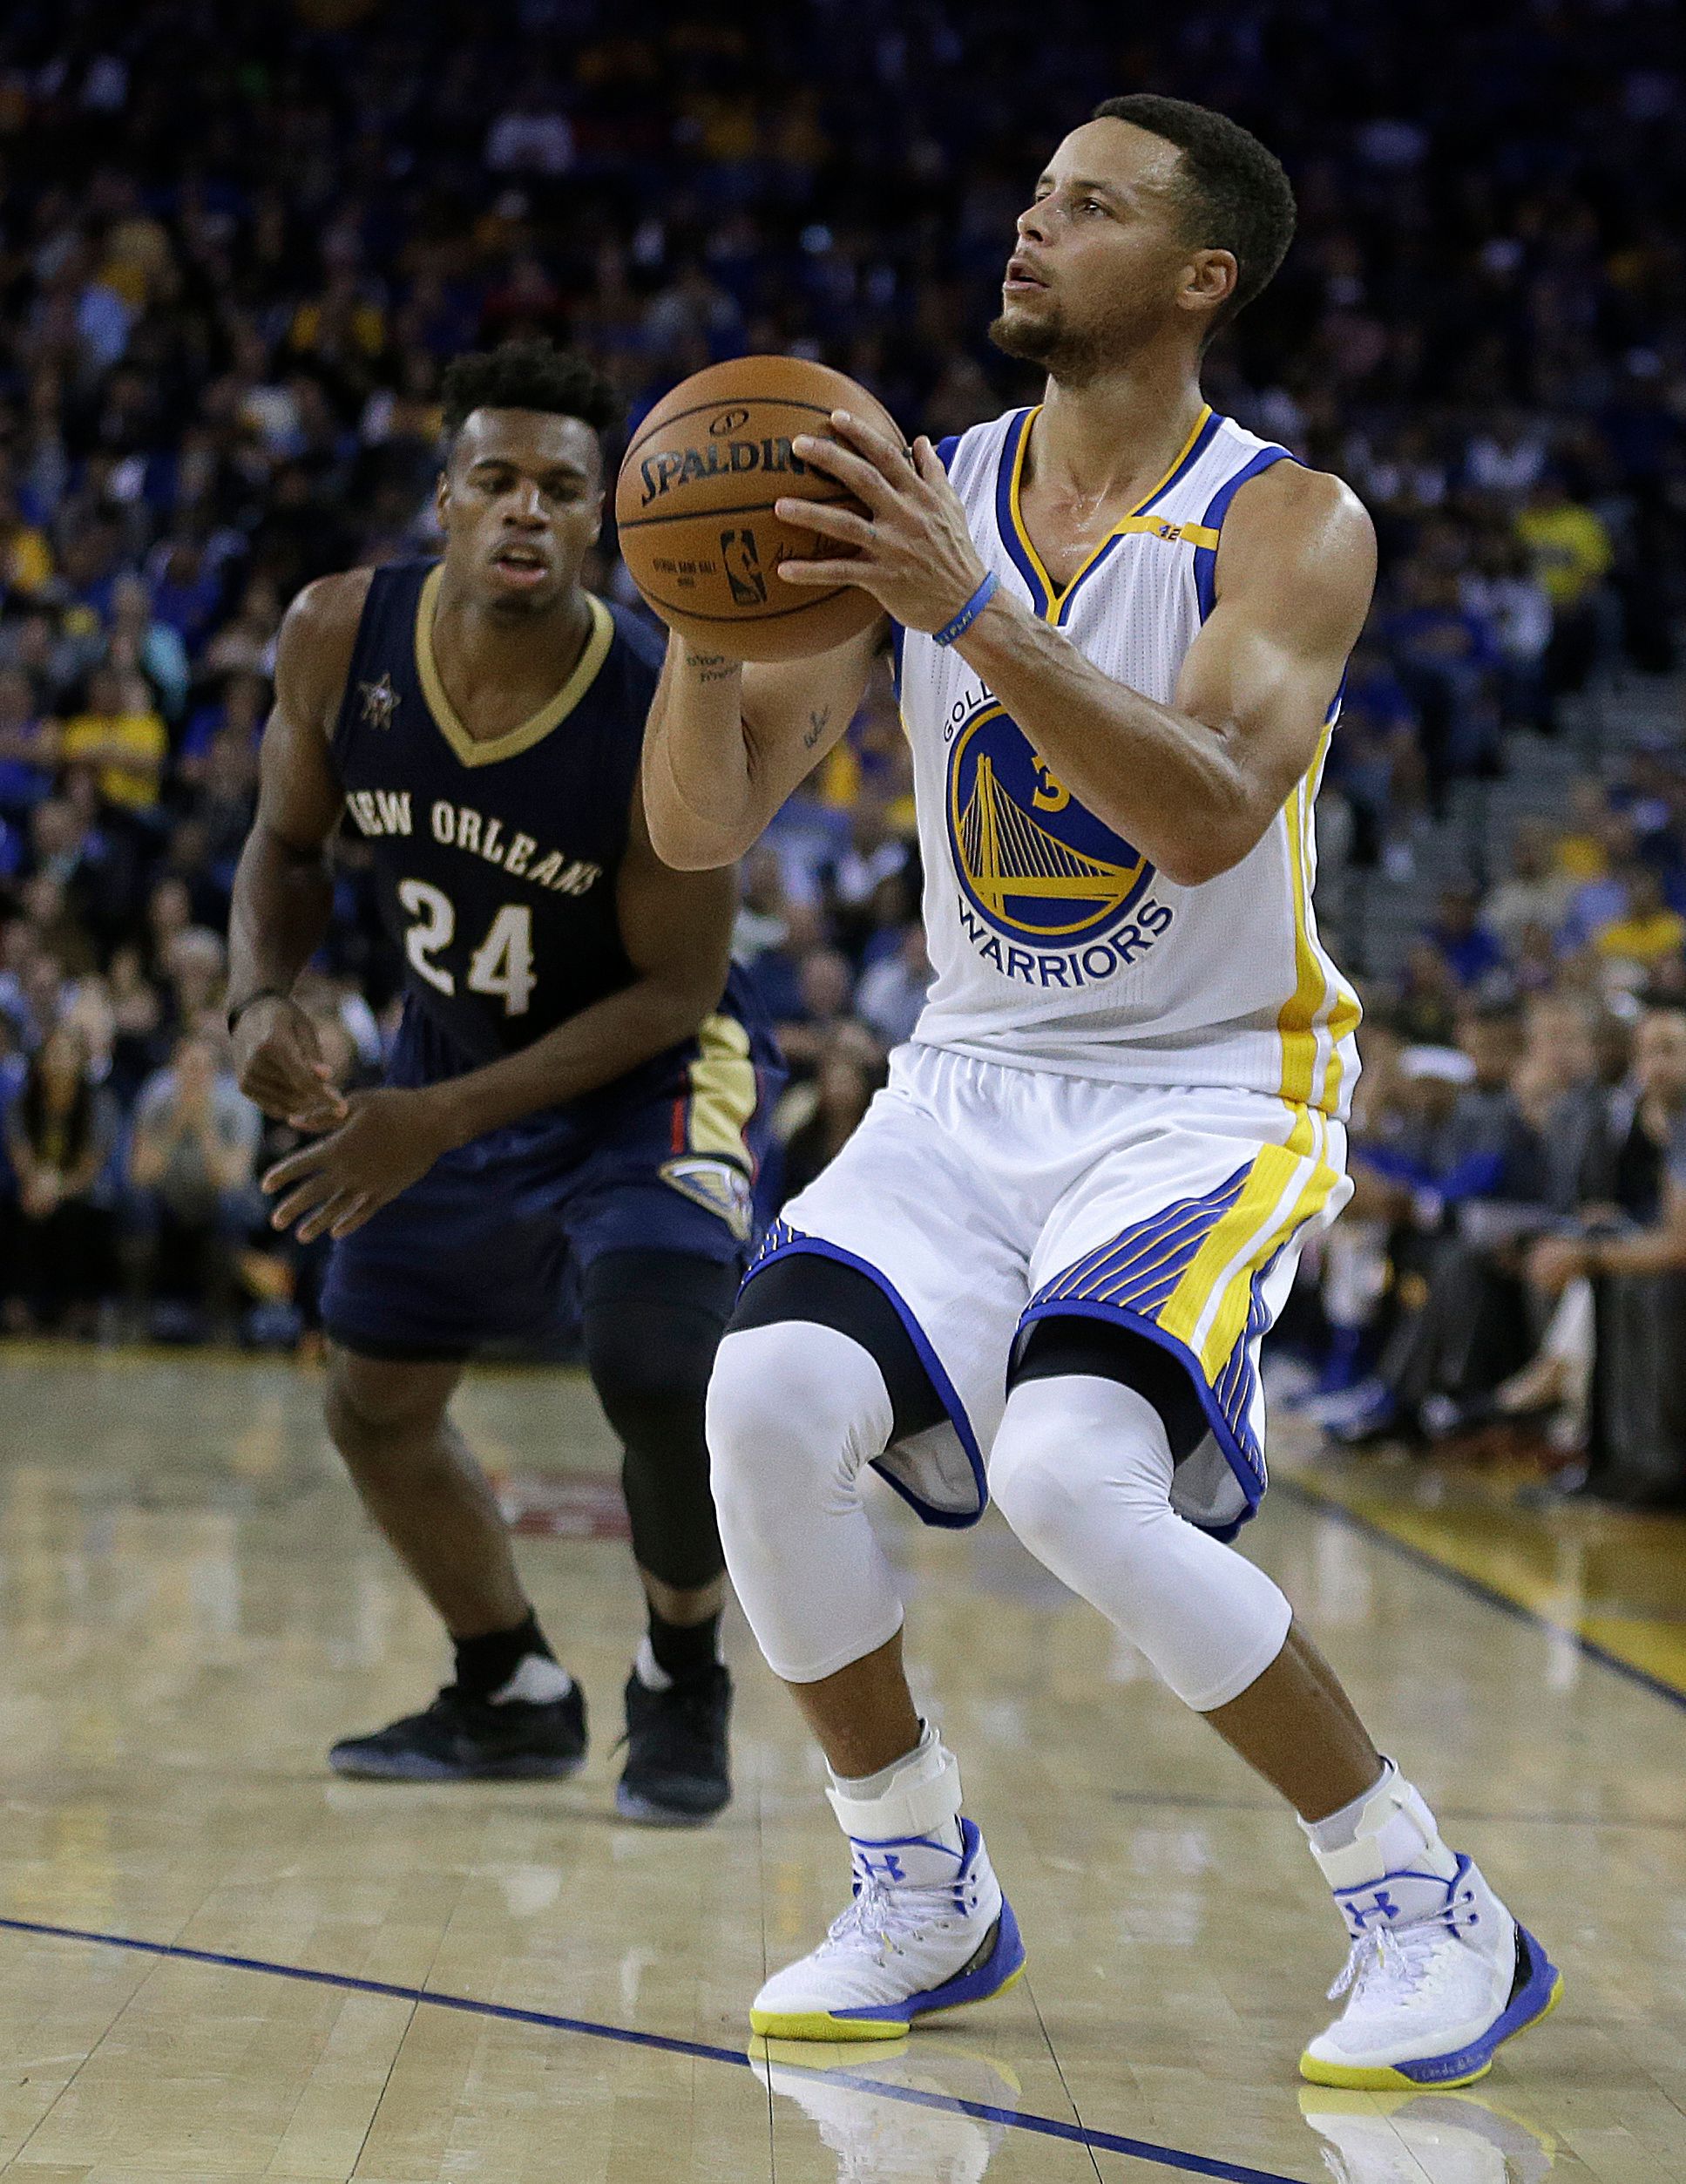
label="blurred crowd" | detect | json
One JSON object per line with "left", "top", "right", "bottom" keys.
{"left": 1301, "top": 763, "right": 1686, "bottom": 1507}
{"left": 0, "top": 1, "right": 1683, "bottom": 1398}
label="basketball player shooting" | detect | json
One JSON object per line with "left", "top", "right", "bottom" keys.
{"left": 642, "top": 98, "right": 1561, "bottom": 2084}
{"left": 227, "top": 343, "right": 777, "bottom": 1824}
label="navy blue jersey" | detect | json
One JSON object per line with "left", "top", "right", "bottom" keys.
{"left": 330, "top": 560, "right": 665, "bottom": 1068}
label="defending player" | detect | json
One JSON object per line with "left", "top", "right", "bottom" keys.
{"left": 644, "top": 102, "right": 1561, "bottom": 2080}
{"left": 227, "top": 342, "right": 776, "bottom": 1825}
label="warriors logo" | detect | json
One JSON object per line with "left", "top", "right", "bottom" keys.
{"left": 945, "top": 701, "right": 1174, "bottom": 986}
{"left": 949, "top": 703, "right": 1154, "bottom": 940}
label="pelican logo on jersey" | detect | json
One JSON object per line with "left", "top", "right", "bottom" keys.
{"left": 659, "top": 1155, "right": 754, "bottom": 1242}
{"left": 945, "top": 699, "right": 1175, "bottom": 987}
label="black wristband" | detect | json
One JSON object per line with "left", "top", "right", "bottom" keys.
{"left": 226, "top": 987, "right": 289, "bottom": 1035}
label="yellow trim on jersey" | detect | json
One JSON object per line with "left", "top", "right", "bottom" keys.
{"left": 1007, "top": 404, "right": 1215, "bottom": 622}
{"left": 1276, "top": 721, "right": 1364, "bottom": 1117}
{"left": 1155, "top": 1106, "right": 1344, "bottom": 1382}
{"left": 684, "top": 1012, "right": 758, "bottom": 1163}
{"left": 414, "top": 566, "right": 614, "bottom": 768}
{"left": 1277, "top": 767, "right": 1327, "bottom": 1109}
{"left": 1307, "top": 724, "right": 1363, "bottom": 1116}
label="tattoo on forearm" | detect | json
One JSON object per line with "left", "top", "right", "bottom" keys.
{"left": 803, "top": 707, "right": 830, "bottom": 749}
{"left": 683, "top": 649, "right": 738, "bottom": 685}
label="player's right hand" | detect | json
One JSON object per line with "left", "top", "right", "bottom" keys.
{"left": 233, "top": 995, "right": 349, "bottom": 1133}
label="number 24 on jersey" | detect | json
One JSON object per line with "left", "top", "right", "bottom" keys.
{"left": 397, "top": 878, "right": 536, "bottom": 1016}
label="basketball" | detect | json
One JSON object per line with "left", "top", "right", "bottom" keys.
{"left": 615, "top": 356, "right": 904, "bottom": 661}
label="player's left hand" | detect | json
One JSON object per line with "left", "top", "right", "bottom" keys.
{"left": 775, "top": 412, "right": 992, "bottom": 634}
{"left": 260, "top": 1087, "right": 456, "bottom": 1243}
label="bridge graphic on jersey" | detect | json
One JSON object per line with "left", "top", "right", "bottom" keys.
{"left": 958, "top": 754, "right": 1141, "bottom": 919}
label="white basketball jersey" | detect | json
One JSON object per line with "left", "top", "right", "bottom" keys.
{"left": 900, "top": 403, "right": 1361, "bottom": 1120}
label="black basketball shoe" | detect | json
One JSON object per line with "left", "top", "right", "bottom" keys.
{"left": 615, "top": 1663, "right": 733, "bottom": 1825}
{"left": 328, "top": 1678, "right": 588, "bottom": 1781}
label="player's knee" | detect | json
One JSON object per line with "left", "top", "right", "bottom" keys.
{"left": 581, "top": 1251, "right": 737, "bottom": 1454}
{"left": 988, "top": 1403, "right": 1088, "bottom": 1564}
{"left": 706, "top": 1320, "right": 892, "bottom": 1540}
{"left": 585, "top": 1306, "right": 712, "bottom": 1452}
{"left": 992, "top": 1376, "right": 1178, "bottom": 1576}
{"left": 324, "top": 1358, "right": 448, "bottom": 1475}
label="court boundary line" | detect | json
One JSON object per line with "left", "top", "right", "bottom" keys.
{"left": 0, "top": 1912, "right": 1308, "bottom": 2184}
{"left": 1279, "top": 1475, "right": 1686, "bottom": 1716}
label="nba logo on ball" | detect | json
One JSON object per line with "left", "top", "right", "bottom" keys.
{"left": 946, "top": 701, "right": 1174, "bottom": 986}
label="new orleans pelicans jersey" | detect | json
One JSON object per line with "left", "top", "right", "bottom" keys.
{"left": 900, "top": 405, "right": 1361, "bottom": 1121}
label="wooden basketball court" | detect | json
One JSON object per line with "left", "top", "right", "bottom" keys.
{"left": 1, "top": 1346, "right": 1682, "bottom": 2182}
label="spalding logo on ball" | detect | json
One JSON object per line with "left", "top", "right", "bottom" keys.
{"left": 614, "top": 356, "right": 906, "bottom": 661}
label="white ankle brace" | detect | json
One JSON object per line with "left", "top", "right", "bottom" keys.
{"left": 1304, "top": 1762, "right": 1458, "bottom": 1893}
{"left": 827, "top": 1727, "right": 963, "bottom": 1845}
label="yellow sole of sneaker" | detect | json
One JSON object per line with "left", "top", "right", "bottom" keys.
{"left": 1297, "top": 1970, "right": 1564, "bottom": 2090}
{"left": 750, "top": 1963, "right": 1026, "bottom": 2043}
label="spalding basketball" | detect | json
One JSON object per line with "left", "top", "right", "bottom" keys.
{"left": 615, "top": 356, "right": 904, "bottom": 661}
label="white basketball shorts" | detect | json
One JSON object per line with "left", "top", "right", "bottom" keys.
{"left": 744, "top": 1040, "right": 1351, "bottom": 1537}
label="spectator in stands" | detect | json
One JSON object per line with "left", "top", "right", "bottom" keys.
{"left": 1323, "top": 641, "right": 1423, "bottom": 875}
{"left": 1593, "top": 866, "right": 1686, "bottom": 983}
{"left": 1460, "top": 531, "right": 1554, "bottom": 736}
{"left": 1515, "top": 472, "right": 1615, "bottom": 714}
{"left": 777, "top": 947, "right": 857, "bottom": 1082}
{"left": 1557, "top": 809, "right": 1641, "bottom": 952}
{"left": 0, "top": 668, "right": 57, "bottom": 818}
{"left": 128, "top": 1032, "right": 261, "bottom": 1339}
{"left": 1395, "top": 939, "right": 1463, "bottom": 1046}
{"left": 1525, "top": 1000, "right": 1686, "bottom": 1507}
{"left": 779, "top": 1031, "right": 890, "bottom": 1205}
{"left": 4, "top": 1021, "right": 116, "bottom": 1335}
{"left": 1483, "top": 820, "right": 1574, "bottom": 962}
{"left": 108, "top": 576, "right": 191, "bottom": 724}
{"left": 1423, "top": 884, "right": 1507, "bottom": 993}
{"left": 1382, "top": 563, "right": 1500, "bottom": 811}
{"left": 856, "top": 924, "right": 933, "bottom": 1050}
{"left": 58, "top": 666, "right": 167, "bottom": 821}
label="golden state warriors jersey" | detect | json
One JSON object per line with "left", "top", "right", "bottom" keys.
{"left": 899, "top": 405, "right": 1361, "bottom": 1119}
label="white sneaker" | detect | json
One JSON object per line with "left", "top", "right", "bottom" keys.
{"left": 750, "top": 1818, "right": 1026, "bottom": 2041}
{"left": 1301, "top": 1854, "right": 1562, "bottom": 2088}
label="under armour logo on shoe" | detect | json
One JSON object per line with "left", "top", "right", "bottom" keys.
{"left": 1344, "top": 1888, "right": 1401, "bottom": 1930}
{"left": 855, "top": 1849, "right": 908, "bottom": 1883}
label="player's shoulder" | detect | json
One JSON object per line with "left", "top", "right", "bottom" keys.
{"left": 274, "top": 565, "right": 379, "bottom": 727}
{"left": 1219, "top": 442, "right": 1375, "bottom": 576}
{"left": 1231, "top": 450, "right": 1370, "bottom": 532}
{"left": 1198, "top": 414, "right": 1368, "bottom": 537}
{"left": 280, "top": 565, "right": 377, "bottom": 653}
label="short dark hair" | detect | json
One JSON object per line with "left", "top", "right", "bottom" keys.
{"left": 440, "top": 339, "right": 622, "bottom": 439}
{"left": 1090, "top": 94, "right": 1296, "bottom": 328}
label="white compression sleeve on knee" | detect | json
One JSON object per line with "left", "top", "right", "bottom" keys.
{"left": 989, "top": 1374, "right": 1292, "bottom": 1713}
{"left": 707, "top": 1319, "right": 906, "bottom": 1685}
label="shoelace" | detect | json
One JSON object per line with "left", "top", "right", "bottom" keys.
{"left": 1329, "top": 1916, "right": 1463, "bottom": 2008}
{"left": 820, "top": 1875, "right": 952, "bottom": 1965}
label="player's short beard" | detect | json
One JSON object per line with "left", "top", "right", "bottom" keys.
{"left": 988, "top": 291, "right": 1144, "bottom": 390}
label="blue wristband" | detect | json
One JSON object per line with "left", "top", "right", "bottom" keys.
{"left": 931, "top": 570, "right": 999, "bottom": 647}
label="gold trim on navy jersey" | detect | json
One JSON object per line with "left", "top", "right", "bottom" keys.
{"left": 413, "top": 566, "right": 615, "bottom": 768}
